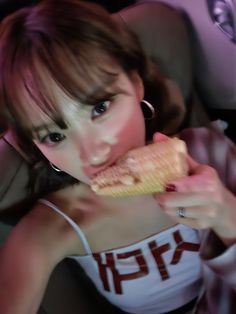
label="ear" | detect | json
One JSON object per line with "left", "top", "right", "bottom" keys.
{"left": 129, "top": 71, "right": 144, "bottom": 101}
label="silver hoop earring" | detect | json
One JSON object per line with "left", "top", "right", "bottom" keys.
{"left": 141, "top": 100, "right": 155, "bottom": 120}
{"left": 177, "top": 207, "right": 186, "bottom": 218}
{"left": 50, "top": 162, "right": 62, "bottom": 172}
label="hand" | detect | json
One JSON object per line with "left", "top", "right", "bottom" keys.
{"left": 152, "top": 133, "right": 236, "bottom": 245}
{"left": 45, "top": 182, "right": 158, "bottom": 222}
{"left": 45, "top": 182, "right": 98, "bottom": 214}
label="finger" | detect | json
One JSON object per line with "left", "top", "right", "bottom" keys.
{"left": 165, "top": 205, "right": 212, "bottom": 219}
{"left": 164, "top": 164, "right": 219, "bottom": 193}
{"left": 158, "top": 203, "right": 208, "bottom": 229}
{"left": 155, "top": 191, "right": 213, "bottom": 208}
{"left": 186, "top": 155, "right": 199, "bottom": 173}
{"left": 152, "top": 132, "right": 169, "bottom": 142}
{"left": 161, "top": 205, "right": 214, "bottom": 229}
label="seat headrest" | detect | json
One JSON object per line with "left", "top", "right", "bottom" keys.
{"left": 112, "top": 1, "right": 193, "bottom": 101}
{"left": 0, "top": 135, "right": 30, "bottom": 211}
{"left": 150, "top": 0, "right": 236, "bottom": 110}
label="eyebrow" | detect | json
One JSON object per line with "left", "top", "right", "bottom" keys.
{"left": 32, "top": 124, "right": 49, "bottom": 133}
{"left": 87, "top": 90, "right": 118, "bottom": 105}
{"left": 31, "top": 122, "right": 65, "bottom": 133}
{"left": 30, "top": 87, "right": 123, "bottom": 134}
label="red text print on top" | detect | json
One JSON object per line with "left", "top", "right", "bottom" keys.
{"left": 93, "top": 230, "right": 200, "bottom": 294}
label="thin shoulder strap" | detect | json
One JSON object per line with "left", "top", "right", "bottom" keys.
{"left": 38, "top": 198, "right": 92, "bottom": 255}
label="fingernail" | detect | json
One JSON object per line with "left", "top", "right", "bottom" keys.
{"left": 165, "top": 184, "right": 177, "bottom": 192}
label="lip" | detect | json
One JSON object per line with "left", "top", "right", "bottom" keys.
{"left": 82, "top": 158, "right": 117, "bottom": 178}
{"left": 83, "top": 145, "right": 136, "bottom": 178}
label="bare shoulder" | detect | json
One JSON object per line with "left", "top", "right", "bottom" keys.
{"left": 0, "top": 198, "right": 86, "bottom": 269}
{"left": 27, "top": 200, "right": 88, "bottom": 258}
{"left": 0, "top": 207, "right": 64, "bottom": 314}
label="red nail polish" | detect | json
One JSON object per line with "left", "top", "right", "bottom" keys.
{"left": 165, "top": 184, "right": 177, "bottom": 192}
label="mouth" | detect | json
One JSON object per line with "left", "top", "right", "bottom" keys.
{"left": 83, "top": 146, "right": 137, "bottom": 179}
{"left": 82, "top": 159, "right": 117, "bottom": 178}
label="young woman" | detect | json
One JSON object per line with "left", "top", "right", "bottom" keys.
{"left": 0, "top": 1, "right": 235, "bottom": 313}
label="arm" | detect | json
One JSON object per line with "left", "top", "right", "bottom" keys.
{"left": 0, "top": 201, "right": 81, "bottom": 314}
{"left": 0, "top": 221, "right": 55, "bottom": 314}
{"left": 179, "top": 126, "right": 236, "bottom": 195}
{"left": 200, "top": 229, "right": 236, "bottom": 290}
{"left": 153, "top": 130, "right": 236, "bottom": 289}
{"left": 179, "top": 126, "right": 236, "bottom": 246}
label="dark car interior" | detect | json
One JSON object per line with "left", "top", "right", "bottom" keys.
{"left": 0, "top": 1, "right": 235, "bottom": 313}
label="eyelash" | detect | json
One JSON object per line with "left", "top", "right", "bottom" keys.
{"left": 91, "top": 100, "right": 111, "bottom": 119}
{"left": 40, "top": 132, "right": 66, "bottom": 145}
{"left": 39, "top": 100, "right": 112, "bottom": 145}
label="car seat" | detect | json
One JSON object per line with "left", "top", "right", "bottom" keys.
{"left": 147, "top": 0, "right": 236, "bottom": 141}
{"left": 0, "top": 1, "right": 234, "bottom": 313}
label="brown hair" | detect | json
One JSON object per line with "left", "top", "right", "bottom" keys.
{"left": 0, "top": 0, "right": 170, "bottom": 194}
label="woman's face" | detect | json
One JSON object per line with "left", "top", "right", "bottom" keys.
{"left": 27, "top": 70, "right": 146, "bottom": 184}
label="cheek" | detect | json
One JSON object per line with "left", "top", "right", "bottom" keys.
{"left": 35, "top": 144, "right": 88, "bottom": 181}
{"left": 101, "top": 99, "right": 145, "bottom": 148}
{"left": 118, "top": 108, "right": 145, "bottom": 146}
{"left": 119, "top": 101, "right": 145, "bottom": 146}
{"left": 35, "top": 144, "right": 72, "bottom": 167}
{"left": 49, "top": 152, "right": 74, "bottom": 169}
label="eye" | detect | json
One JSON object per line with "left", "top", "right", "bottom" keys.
{"left": 91, "top": 100, "right": 111, "bottom": 119}
{"left": 40, "top": 132, "right": 66, "bottom": 145}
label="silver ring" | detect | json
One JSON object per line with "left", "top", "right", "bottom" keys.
{"left": 177, "top": 207, "right": 186, "bottom": 218}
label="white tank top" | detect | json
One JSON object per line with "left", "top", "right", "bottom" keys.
{"left": 39, "top": 199, "right": 202, "bottom": 314}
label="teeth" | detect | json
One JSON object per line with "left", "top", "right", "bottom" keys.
{"left": 90, "top": 138, "right": 188, "bottom": 197}
{"left": 120, "top": 175, "right": 136, "bottom": 186}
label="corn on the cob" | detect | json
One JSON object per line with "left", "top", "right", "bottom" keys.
{"left": 90, "top": 138, "right": 188, "bottom": 197}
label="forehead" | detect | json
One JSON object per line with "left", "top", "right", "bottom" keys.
{"left": 23, "top": 86, "right": 75, "bottom": 126}
{"left": 9, "top": 46, "right": 124, "bottom": 123}
{"left": 22, "top": 69, "right": 130, "bottom": 132}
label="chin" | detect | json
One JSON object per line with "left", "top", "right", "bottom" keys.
{"left": 79, "top": 176, "right": 91, "bottom": 185}
{"left": 69, "top": 172, "right": 91, "bottom": 185}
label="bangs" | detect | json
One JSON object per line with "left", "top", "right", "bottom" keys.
{"left": 0, "top": 0, "right": 143, "bottom": 140}
{"left": 4, "top": 38, "right": 120, "bottom": 137}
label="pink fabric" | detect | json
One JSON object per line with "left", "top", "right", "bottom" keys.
{"left": 180, "top": 127, "right": 236, "bottom": 313}
{"left": 180, "top": 127, "right": 236, "bottom": 195}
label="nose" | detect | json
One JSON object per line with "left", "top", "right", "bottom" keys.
{"left": 88, "top": 143, "right": 112, "bottom": 166}
{"left": 72, "top": 118, "right": 114, "bottom": 169}
{"left": 79, "top": 138, "right": 112, "bottom": 167}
